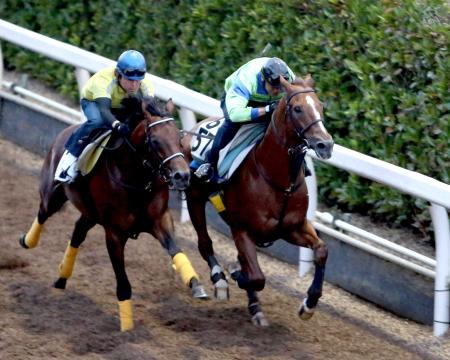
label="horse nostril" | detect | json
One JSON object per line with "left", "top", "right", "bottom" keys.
{"left": 316, "top": 142, "right": 326, "bottom": 150}
{"left": 173, "top": 171, "right": 190, "bottom": 184}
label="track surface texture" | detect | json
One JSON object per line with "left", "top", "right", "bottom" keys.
{"left": 0, "top": 139, "right": 449, "bottom": 360}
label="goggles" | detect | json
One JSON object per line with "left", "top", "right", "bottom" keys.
{"left": 266, "top": 77, "right": 282, "bottom": 89}
{"left": 122, "top": 68, "right": 146, "bottom": 78}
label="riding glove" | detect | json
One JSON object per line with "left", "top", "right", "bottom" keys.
{"left": 265, "top": 101, "right": 278, "bottom": 113}
{"left": 112, "top": 120, "right": 130, "bottom": 136}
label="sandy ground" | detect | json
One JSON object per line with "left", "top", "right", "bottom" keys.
{"left": 0, "top": 139, "right": 449, "bottom": 360}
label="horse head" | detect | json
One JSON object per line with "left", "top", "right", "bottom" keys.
{"left": 279, "top": 76, "right": 334, "bottom": 159}
{"left": 127, "top": 96, "right": 190, "bottom": 190}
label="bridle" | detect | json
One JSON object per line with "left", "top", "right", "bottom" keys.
{"left": 144, "top": 117, "right": 185, "bottom": 171}
{"left": 108, "top": 116, "right": 185, "bottom": 191}
{"left": 285, "top": 89, "right": 324, "bottom": 141}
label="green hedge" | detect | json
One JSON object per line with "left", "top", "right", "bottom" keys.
{"left": 1, "top": 0, "right": 449, "bottom": 239}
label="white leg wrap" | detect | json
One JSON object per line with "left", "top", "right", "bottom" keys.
{"left": 302, "top": 297, "right": 314, "bottom": 313}
{"left": 211, "top": 265, "right": 223, "bottom": 277}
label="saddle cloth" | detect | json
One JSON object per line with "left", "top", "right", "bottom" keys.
{"left": 190, "top": 119, "right": 266, "bottom": 180}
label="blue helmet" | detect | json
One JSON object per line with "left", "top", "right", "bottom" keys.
{"left": 116, "top": 50, "right": 147, "bottom": 81}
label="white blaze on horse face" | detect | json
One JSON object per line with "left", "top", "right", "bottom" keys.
{"left": 306, "top": 95, "right": 327, "bottom": 132}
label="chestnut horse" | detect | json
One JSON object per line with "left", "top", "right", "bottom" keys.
{"left": 20, "top": 96, "right": 208, "bottom": 331}
{"left": 182, "top": 75, "right": 334, "bottom": 326}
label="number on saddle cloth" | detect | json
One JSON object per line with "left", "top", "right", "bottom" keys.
{"left": 190, "top": 118, "right": 224, "bottom": 162}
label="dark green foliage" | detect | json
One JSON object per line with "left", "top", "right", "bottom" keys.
{"left": 1, "top": 0, "right": 449, "bottom": 238}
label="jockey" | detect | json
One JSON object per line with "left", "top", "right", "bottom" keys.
{"left": 195, "top": 57, "right": 295, "bottom": 180}
{"left": 55, "top": 49, "right": 154, "bottom": 183}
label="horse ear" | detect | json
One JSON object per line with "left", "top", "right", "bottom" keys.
{"left": 280, "top": 76, "right": 290, "bottom": 90}
{"left": 166, "top": 98, "right": 175, "bottom": 115}
{"left": 304, "top": 74, "right": 315, "bottom": 88}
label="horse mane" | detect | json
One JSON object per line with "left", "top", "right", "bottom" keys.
{"left": 121, "top": 95, "right": 170, "bottom": 130}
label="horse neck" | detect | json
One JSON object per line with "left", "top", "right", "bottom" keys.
{"left": 110, "top": 124, "right": 147, "bottom": 175}
{"left": 254, "top": 105, "right": 302, "bottom": 185}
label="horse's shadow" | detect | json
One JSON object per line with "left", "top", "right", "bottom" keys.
{"left": 149, "top": 297, "right": 297, "bottom": 359}
{"left": 8, "top": 281, "right": 151, "bottom": 357}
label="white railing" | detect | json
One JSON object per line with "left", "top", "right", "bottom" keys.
{"left": 1, "top": 19, "right": 449, "bottom": 336}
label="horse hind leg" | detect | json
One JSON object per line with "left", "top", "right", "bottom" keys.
{"left": 54, "top": 216, "right": 95, "bottom": 289}
{"left": 19, "top": 182, "right": 67, "bottom": 249}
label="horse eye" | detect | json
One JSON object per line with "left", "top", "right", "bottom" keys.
{"left": 293, "top": 106, "right": 303, "bottom": 113}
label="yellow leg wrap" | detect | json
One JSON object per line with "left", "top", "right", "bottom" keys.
{"left": 25, "top": 217, "right": 43, "bottom": 248}
{"left": 118, "top": 300, "right": 134, "bottom": 332}
{"left": 58, "top": 242, "right": 79, "bottom": 279}
{"left": 209, "top": 192, "right": 226, "bottom": 213}
{"left": 172, "top": 252, "right": 198, "bottom": 287}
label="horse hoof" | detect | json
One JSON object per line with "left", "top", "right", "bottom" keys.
{"left": 214, "top": 279, "right": 229, "bottom": 300}
{"left": 252, "top": 312, "right": 269, "bottom": 327}
{"left": 19, "top": 234, "right": 29, "bottom": 249}
{"left": 298, "top": 299, "right": 315, "bottom": 320}
{"left": 54, "top": 278, "right": 67, "bottom": 289}
{"left": 192, "top": 284, "right": 209, "bottom": 300}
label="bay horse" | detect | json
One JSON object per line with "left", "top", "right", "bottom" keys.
{"left": 20, "top": 96, "right": 208, "bottom": 332}
{"left": 181, "top": 75, "right": 334, "bottom": 326}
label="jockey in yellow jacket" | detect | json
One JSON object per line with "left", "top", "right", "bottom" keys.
{"left": 56, "top": 50, "right": 154, "bottom": 182}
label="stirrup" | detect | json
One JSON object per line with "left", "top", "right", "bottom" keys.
{"left": 194, "top": 163, "right": 213, "bottom": 179}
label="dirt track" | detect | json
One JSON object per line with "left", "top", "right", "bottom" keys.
{"left": 0, "top": 137, "right": 449, "bottom": 360}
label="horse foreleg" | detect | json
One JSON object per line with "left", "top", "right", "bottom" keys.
{"left": 243, "top": 288, "right": 268, "bottom": 327}
{"left": 152, "top": 210, "right": 208, "bottom": 300}
{"left": 105, "top": 229, "right": 133, "bottom": 332}
{"left": 230, "top": 231, "right": 269, "bottom": 326}
{"left": 186, "top": 190, "right": 228, "bottom": 300}
{"left": 54, "top": 216, "right": 95, "bottom": 289}
{"left": 288, "top": 219, "right": 328, "bottom": 320}
{"left": 232, "top": 231, "right": 265, "bottom": 291}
